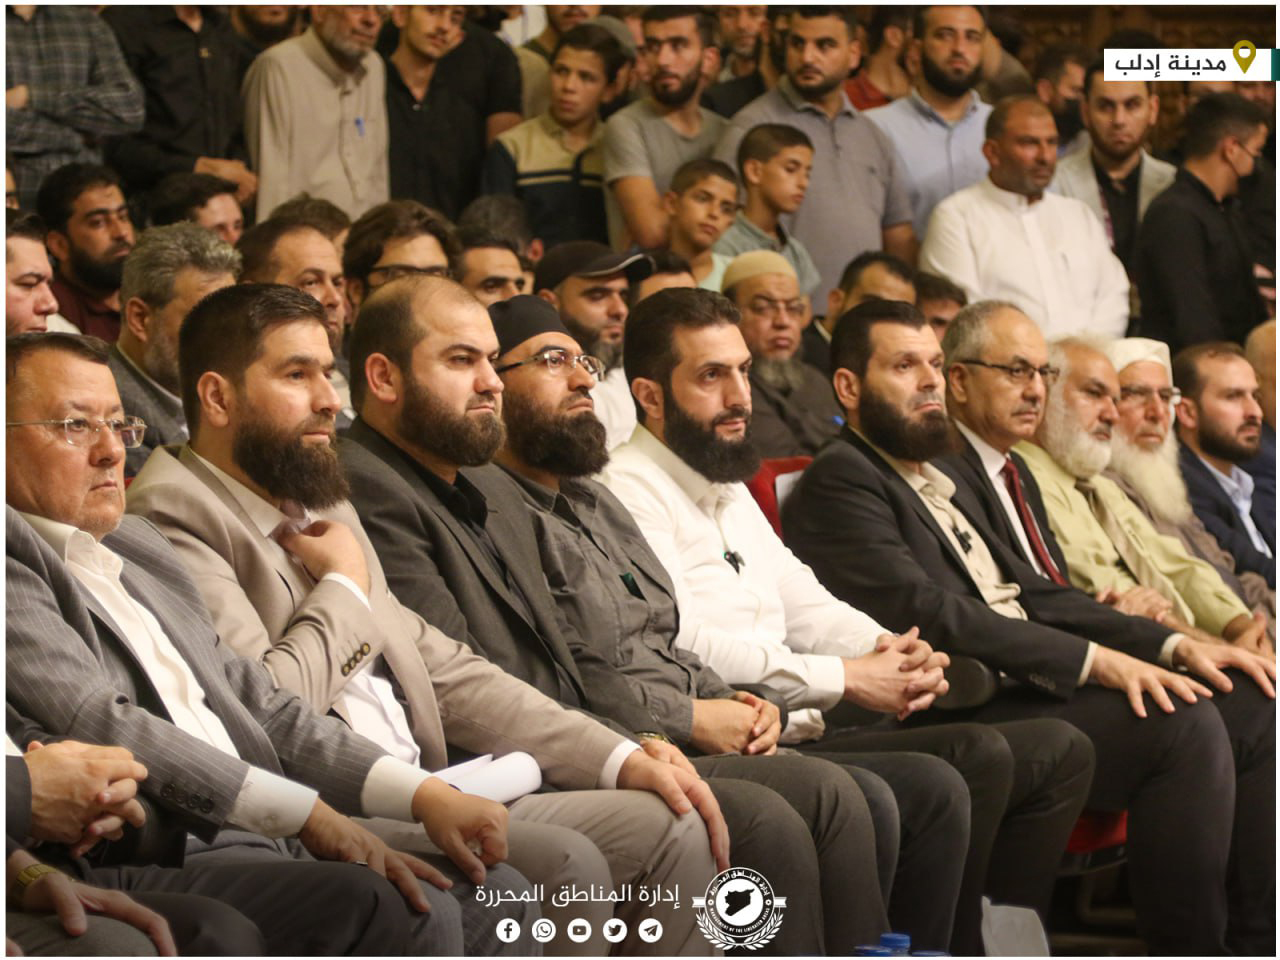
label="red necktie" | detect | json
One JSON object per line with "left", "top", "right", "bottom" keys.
{"left": 1000, "top": 457, "right": 1069, "bottom": 586}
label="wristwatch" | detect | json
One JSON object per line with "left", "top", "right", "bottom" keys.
{"left": 10, "top": 862, "right": 59, "bottom": 906}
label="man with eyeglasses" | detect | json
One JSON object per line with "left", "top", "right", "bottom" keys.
{"left": 721, "top": 251, "right": 840, "bottom": 458}
{"left": 1017, "top": 335, "right": 1269, "bottom": 654}
{"left": 342, "top": 199, "right": 457, "bottom": 316}
{"left": 781, "top": 299, "right": 1277, "bottom": 956}
{"left": 1101, "top": 338, "right": 1274, "bottom": 643}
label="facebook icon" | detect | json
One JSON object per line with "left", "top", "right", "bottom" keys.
{"left": 496, "top": 919, "right": 521, "bottom": 944}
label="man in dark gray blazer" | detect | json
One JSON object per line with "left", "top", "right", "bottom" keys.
{"left": 781, "top": 299, "right": 1277, "bottom": 955}
{"left": 111, "top": 222, "right": 239, "bottom": 476}
{"left": 5, "top": 331, "right": 535, "bottom": 956}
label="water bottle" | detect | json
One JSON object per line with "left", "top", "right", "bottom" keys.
{"left": 880, "top": 932, "right": 911, "bottom": 956}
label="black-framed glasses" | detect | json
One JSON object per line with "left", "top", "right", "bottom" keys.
{"left": 7, "top": 416, "right": 147, "bottom": 448}
{"left": 744, "top": 296, "right": 806, "bottom": 320}
{"left": 956, "top": 359, "right": 1060, "bottom": 385}
{"left": 1119, "top": 385, "right": 1181, "bottom": 408}
{"left": 494, "top": 348, "right": 604, "bottom": 379}
{"left": 367, "top": 263, "right": 452, "bottom": 287}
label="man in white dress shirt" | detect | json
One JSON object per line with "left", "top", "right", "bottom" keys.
{"left": 602, "top": 286, "right": 1096, "bottom": 956}
{"left": 920, "top": 95, "right": 1130, "bottom": 341}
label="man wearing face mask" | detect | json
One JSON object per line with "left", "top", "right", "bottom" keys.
{"left": 1032, "top": 43, "right": 1091, "bottom": 157}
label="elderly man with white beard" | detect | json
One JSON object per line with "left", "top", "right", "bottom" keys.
{"left": 1016, "top": 336, "right": 1270, "bottom": 654}
{"left": 1102, "top": 338, "right": 1274, "bottom": 644}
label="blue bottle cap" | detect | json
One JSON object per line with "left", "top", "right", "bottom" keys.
{"left": 881, "top": 933, "right": 912, "bottom": 949}
{"left": 854, "top": 947, "right": 893, "bottom": 956}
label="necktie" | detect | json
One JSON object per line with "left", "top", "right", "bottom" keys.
{"left": 1000, "top": 457, "right": 1069, "bottom": 585}
{"left": 1074, "top": 477, "right": 1193, "bottom": 622}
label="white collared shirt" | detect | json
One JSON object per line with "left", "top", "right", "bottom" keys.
{"left": 602, "top": 426, "right": 889, "bottom": 743}
{"left": 920, "top": 176, "right": 1131, "bottom": 341}
{"left": 21, "top": 511, "right": 319, "bottom": 838}
{"left": 1197, "top": 453, "right": 1274, "bottom": 558}
{"left": 954, "top": 421, "right": 1050, "bottom": 579}
{"left": 593, "top": 366, "right": 638, "bottom": 453}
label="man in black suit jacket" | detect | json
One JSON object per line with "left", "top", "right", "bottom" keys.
{"left": 781, "top": 300, "right": 1277, "bottom": 955}
{"left": 341, "top": 280, "right": 902, "bottom": 955}
{"left": 1173, "top": 341, "right": 1276, "bottom": 588}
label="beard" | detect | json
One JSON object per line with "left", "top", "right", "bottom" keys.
{"left": 920, "top": 53, "right": 981, "bottom": 98}
{"left": 752, "top": 356, "right": 810, "bottom": 394}
{"left": 562, "top": 316, "right": 624, "bottom": 373}
{"left": 142, "top": 333, "right": 180, "bottom": 395}
{"left": 398, "top": 376, "right": 505, "bottom": 468}
{"left": 1108, "top": 429, "right": 1192, "bottom": 526}
{"left": 68, "top": 243, "right": 128, "bottom": 292}
{"left": 664, "top": 391, "right": 761, "bottom": 483}
{"left": 502, "top": 388, "right": 610, "bottom": 478}
{"left": 1038, "top": 397, "right": 1112, "bottom": 479}
{"left": 1197, "top": 415, "right": 1262, "bottom": 464}
{"left": 1053, "top": 102, "right": 1085, "bottom": 146}
{"left": 650, "top": 64, "right": 701, "bottom": 107}
{"left": 859, "top": 383, "right": 952, "bottom": 462}
{"left": 790, "top": 66, "right": 843, "bottom": 100}
{"left": 233, "top": 412, "right": 349, "bottom": 511}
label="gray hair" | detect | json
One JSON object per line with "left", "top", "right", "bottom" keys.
{"left": 1046, "top": 334, "right": 1113, "bottom": 382}
{"left": 120, "top": 222, "right": 241, "bottom": 310}
{"left": 940, "top": 299, "right": 1025, "bottom": 365}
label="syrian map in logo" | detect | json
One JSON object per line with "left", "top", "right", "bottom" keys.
{"left": 692, "top": 867, "right": 786, "bottom": 950}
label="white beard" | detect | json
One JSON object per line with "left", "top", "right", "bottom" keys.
{"left": 1040, "top": 397, "right": 1112, "bottom": 479}
{"left": 1108, "top": 429, "right": 1193, "bottom": 526}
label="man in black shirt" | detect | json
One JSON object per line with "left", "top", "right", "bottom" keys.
{"left": 102, "top": 6, "right": 256, "bottom": 207}
{"left": 1136, "top": 93, "right": 1270, "bottom": 352}
{"left": 384, "top": 10, "right": 521, "bottom": 220}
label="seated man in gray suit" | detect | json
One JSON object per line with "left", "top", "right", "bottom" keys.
{"left": 4, "top": 332, "right": 531, "bottom": 956}
{"left": 339, "top": 282, "right": 893, "bottom": 955}
{"left": 125, "top": 283, "right": 726, "bottom": 956}
{"left": 111, "top": 223, "right": 239, "bottom": 477}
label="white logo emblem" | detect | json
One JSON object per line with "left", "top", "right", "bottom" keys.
{"left": 693, "top": 867, "right": 786, "bottom": 950}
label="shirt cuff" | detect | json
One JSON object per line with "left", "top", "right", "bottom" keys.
{"left": 809, "top": 654, "right": 849, "bottom": 710}
{"left": 360, "top": 756, "right": 432, "bottom": 822}
{"left": 598, "top": 740, "right": 642, "bottom": 789}
{"left": 228, "top": 766, "right": 319, "bottom": 838}
{"left": 320, "top": 573, "right": 371, "bottom": 610}
{"left": 1159, "top": 633, "right": 1188, "bottom": 669}
{"left": 1076, "top": 641, "right": 1098, "bottom": 687}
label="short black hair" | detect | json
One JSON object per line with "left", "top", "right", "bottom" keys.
{"left": 669, "top": 158, "right": 738, "bottom": 197}
{"left": 1172, "top": 340, "right": 1250, "bottom": 404}
{"left": 236, "top": 219, "right": 326, "bottom": 282}
{"left": 148, "top": 173, "right": 239, "bottom": 227}
{"left": 914, "top": 271, "right": 967, "bottom": 307}
{"left": 267, "top": 192, "right": 351, "bottom": 240}
{"left": 831, "top": 299, "right": 928, "bottom": 378}
{"left": 343, "top": 200, "right": 458, "bottom": 286}
{"left": 836, "top": 251, "right": 916, "bottom": 297}
{"left": 640, "top": 6, "right": 714, "bottom": 48}
{"left": 790, "top": 6, "right": 858, "bottom": 39}
{"left": 346, "top": 276, "right": 444, "bottom": 412}
{"left": 7, "top": 332, "right": 109, "bottom": 386}
{"left": 736, "top": 123, "right": 813, "bottom": 180}
{"left": 553, "top": 22, "right": 628, "bottom": 84}
{"left": 1083, "top": 57, "right": 1152, "bottom": 99}
{"left": 6, "top": 209, "right": 46, "bottom": 246}
{"left": 1181, "top": 92, "right": 1269, "bottom": 160}
{"left": 457, "top": 194, "right": 535, "bottom": 256}
{"left": 867, "top": 6, "right": 911, "bottom": 53}
{"left": 35, "top": 163, "right": 124, "bottom": 234}
{"left": 911, "top": 6, "right": 987, "bottom": 44}
{"left": 1032, "top": 41, "right": 1092, "bottom": 85}
{"left": 624, "top": 287, "right": 740, "bottom": 423}
{"left": 179, "top": 283, "right": 326, "bottom": 440}
{"left": 456, "top": 226, "right": 521, "bottom": 257}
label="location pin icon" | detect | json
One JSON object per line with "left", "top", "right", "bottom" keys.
{"left": 1233, "top": 40, "right": 1257, "bottom": 74}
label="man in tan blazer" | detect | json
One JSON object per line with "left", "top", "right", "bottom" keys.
{"left": 127, "top": 282, "right": 727, "bottom": 956}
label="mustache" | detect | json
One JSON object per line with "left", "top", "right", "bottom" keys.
{"left": 712, "top": 405, "right": 750, "bottom": 426}
{"left": 911, "top": 391, "right": 944, "bottom": 409}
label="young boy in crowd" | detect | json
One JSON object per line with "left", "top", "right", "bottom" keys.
{"left": 661, "top": 158, "right": 739, "bottom": 291}
{"left": 482, "top": 23, "right": 625, "bottom": 248}
{"left": 714, "top": 122, "right": 821, "bottom": 297}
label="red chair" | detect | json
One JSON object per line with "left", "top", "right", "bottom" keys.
{"left": 746, "top": 457, "right": 812, "bottom": 535}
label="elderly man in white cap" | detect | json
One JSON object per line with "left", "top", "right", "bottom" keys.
{"left": 721, "top": 250, "right": 842, "bottom": 457}
{"left": 1017, "top": 335, "right": 1269, "bottom": 653}
{"left": 1104, "top": 337, "right": 1275, "bottom": 643}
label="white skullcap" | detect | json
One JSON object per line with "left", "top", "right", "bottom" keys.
{"left": 1102, "top": 337, "right": 1171, "bottom": 376}
{"left": 721, "top": 250, "right": 797, "bottom": 293}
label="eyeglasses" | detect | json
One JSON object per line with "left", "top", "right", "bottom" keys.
{"left": 744, "top": 296, "right": 806, "bottom": 320}
{"left": 956, "top": 359, "right": 1060, "bottom": 385}
{"left": 7, "top": 416, "right": 147, "bottom": 448}
{"left": 1118, "top": 385, "right": 1181, "bottom": 408}
{"left": 367, "top": 263, "right": 452, "bottom": 287}
{"left": 494, "top": 348, "right": 604, "bottom": 379}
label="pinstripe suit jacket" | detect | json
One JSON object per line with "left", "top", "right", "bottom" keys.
{"left": 5, "top": 507, "right": 386, "bottom": 846}
{"left": 126, "top": 445, "right": 625, "bottom": 789}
